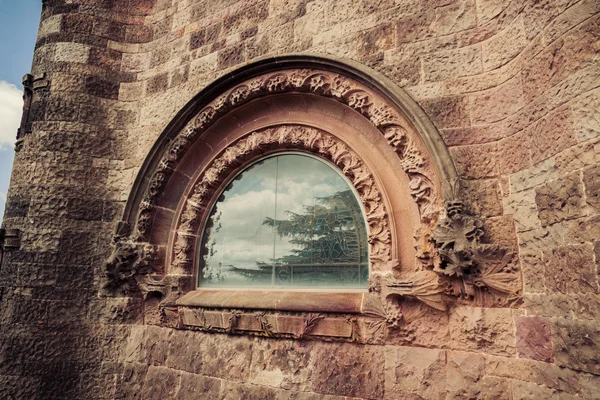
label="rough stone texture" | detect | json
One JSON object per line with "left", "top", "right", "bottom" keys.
{"left": 515, "top": 316, "right": 553, "bottom": 362}
{"left": 535, "top": 172, "right": 586, "bottom": 227}
{"left": 2, "top": 0, "right": 600, "bottom": 398}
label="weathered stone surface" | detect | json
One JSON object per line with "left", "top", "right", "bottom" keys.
{"left": 451, "top": 142, "right": 498, "bottom": 179}
{"left": 583, "top": 164, "right": 600, "bottom": 212}
{"left": 519, "top": 251, "right": 545, "bottom": 294}
{"left": 535, "top": 172, "right": 585, "bottom": 227}
{"left": 544, "top": 244, "right": 598, "bottom": 295}
{"left": 445, "top": 350, "right": 486, "bottom": 399}
{"left": 511, "top": 380, "right": 559, "bottom": 400}
{"left": 486, "top": 355, "right": 582, "bottom": 395}
{"left": 460, "top": 178, "right": 504, "bottom": 217}
{"left": 423, "top": 45, "right": 482, "bottom": 82}
{"left": 449, "top": 307, "right": 517, "bottom": 357}
{"left": 470, "top": 76, "right": 525, "bottom": 125}
{"left": 420, "top": 96, "right": 470, "bottom": 129}
{"left": 572, "top": 88, "right": 600, "bottom": 142}
{"left": 515, "top": 316, "right": 553, "bottom": 362}
{"left": 384, "top": 346, "right": 446, "bottom": 399}
{"left": 552, "top": 318, "right": 600, "bottom": 375}
{"left": 504, "top": 189, "right": 542, "bottom": 232}
{"left": 528, "top": 107, "right": 576, "bottom": 165}
{"left": 482, "top": 15, "right": 526, "bottom": 71}
{"left": 312, "top": 343, "right": 384, "bottom": 399}
{"left": 496, "top": 130, "right": 532, "bottom": 174}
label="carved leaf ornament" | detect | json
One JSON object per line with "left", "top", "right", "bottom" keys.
{"left": 102, "top": 66, "right": 522, "bottom": 330}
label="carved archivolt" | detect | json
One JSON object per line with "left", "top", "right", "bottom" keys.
{"left": 136, "top": 69, "right": 438, "bottom": 240}
{"left": 103, "top": 63, "right": 522, "bottom": 331}
{"left": 173, "top": 125, "right": 392, "bottom": 271}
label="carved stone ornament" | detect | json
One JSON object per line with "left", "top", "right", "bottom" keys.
{"left": 101, "top": 239, "right": 155, "bottom": 295}
{"left": 107, "top": 64, "right": 523, "bottom": 336}
{"left": 173, "top": 125, "right": 392, "bottom": 271}
{"left": 429, "top": 201, "right": 521, "bottom": 307}
{"left": 135, "top": 69, "right": 439, "bottom": 240}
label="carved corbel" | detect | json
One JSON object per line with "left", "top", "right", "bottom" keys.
{"left": 101, "top": 227, "right": 157, "bottom": 296}
{"left": 430, "top": 201, "right": 521, "bottom": 306}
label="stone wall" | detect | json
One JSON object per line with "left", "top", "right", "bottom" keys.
{"left": 1, "top": 0, "right": 599, "bottom": 398}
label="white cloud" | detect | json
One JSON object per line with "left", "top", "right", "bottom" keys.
{"left": 0, "top": 192, "right": 5, "bottom": 202}
{"left": 0, "top": 81, "right": 23, "bottom": 150}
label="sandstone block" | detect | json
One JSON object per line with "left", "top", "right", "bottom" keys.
{"left": 504, "top": 189, "right": 542, "bottom": 232}
{"left": 420, "top": 96, "right": 470, "bottom": 129}
{"left": 384, "top": 346, "right": 446, "bottom": 399}
{"left": 446, "top": 350, "right": 485, "bottom": 398}
{"left": 509, "top": 158, "right": 558, "bottom": 193}
{"left": 572, "top": 88, "right": 600, "bottom": 143}
{"left": 552, "top": 318, "right": 600, "bottom": 375}
{"left": 529, "top": 107, "right": 576, "bottom": 165}
{"left": 312, "top": 342, "right": 384, "bottom": 399}
{"left": 449, "top": 307, "right": 516, "bottom": 356}
{"left": 482, "top": 15, "right": 526, "bottom": 71}
{"left": 519, "top": 251, "right": 545, "bottom": 294}
{"left": 497, "top": 130, "right": 532, "bottom": 174}
{"left": 545, "top": 244, "right": 598, "bottom": 295}
{"left": 476, "top": 0, "right": 512, "bottom": 25}
{"left": 440, "top": 123, "right": 505, "bottom": 147}
{"left": 357, "top": 23, "right": 394, "bottom": 57}
{"left": 433, "top": 0, "right": 476, "bottom": 35}
{"left": 556, "top": 138, "right": 600, "bottom": 175}
{"left": 535, "top": 172, "right": 585, "bottom": 227}
{"left": 511, "top": 380, "right": 559, "bottom": 400}
{"left": 460, "top": 178, "right": 503, "bottom": 217}
{"left": 515, "top": 316, "right": 553, "bottom": 362}
{"left": 396, "top": 9, "right": 434, "bottom": 44}
{"left": 486, "top": 354, "right": 581, "bottom": 394}
{"left": 423, "top": 45, "right": 482, "bottom": 83}
{"left": 175, "top": 371, "right": 222, "bottom": 398}
{"left": 583, "top": 164, "right": 600, "bottom": 212}
{"left": 582, "top": 373, "right": 600, "bottom": 400}
{"left": 470, "top": 75, "right": 525, "bottom": 125}
{"left": 38, "top": 14, "right": 62, "bottom": 37}
{"left": 451, "top": 142, "right": 498, "bottom": 179}
{"left": 54, "top": 42, "right": 90, "bottom": 64}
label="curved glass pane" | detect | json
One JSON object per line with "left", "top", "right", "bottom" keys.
{"left": 198, "top": 154, "right": 368, "bottom": 289}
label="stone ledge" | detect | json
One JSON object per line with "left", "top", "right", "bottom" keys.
{"left": 176, "top": 290, "right": 365, "bottom": 313}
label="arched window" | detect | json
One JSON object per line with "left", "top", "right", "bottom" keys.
{"left": 199, "top": 153, "right": 369, "bottom": 289}
{"left": 105, "top": 56, "right": 519, "bottom": 334}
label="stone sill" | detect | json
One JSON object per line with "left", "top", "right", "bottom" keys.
{"left": 176, "top": 290, "right": 366, "bottom": 314}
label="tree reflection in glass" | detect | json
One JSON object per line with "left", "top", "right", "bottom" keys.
{"left": 199, "top": 154, "right": 368, "bottom": 289}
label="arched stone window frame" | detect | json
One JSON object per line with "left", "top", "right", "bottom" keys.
{"left": 102, "top": 55, "right": 521, "bottom": 339}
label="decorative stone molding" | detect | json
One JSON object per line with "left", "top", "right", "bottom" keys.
{"left": 135, "top": 68, "right": 440, "bottom": 240}
{"left": 107, "top": 58, "right": 522, "bottom": 338}
{"left": 173, "top": 125, "right": 392, "bottom": 272}
{"left": 430, "top": 201, "right": 521, "bottom": 307}
{"left": 101, "top": 239, "right": 156, "bottom": 295}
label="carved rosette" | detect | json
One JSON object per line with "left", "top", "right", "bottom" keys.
{"left": 173, "top": 125, "right": 392, "bottom": 272}
{"left": 135, "top": 69, "right": 439, "bottom": 239}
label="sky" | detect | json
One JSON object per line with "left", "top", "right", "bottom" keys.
{"left": 0, "top": 0, "right": 42, "bottom": 218}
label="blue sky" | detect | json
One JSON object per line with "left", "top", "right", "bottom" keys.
{"left": 0, "top": 0, "right": 41, "bottom": 218}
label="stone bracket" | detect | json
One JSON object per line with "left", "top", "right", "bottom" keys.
{"left": 15, "top": 72, "right": 50, "bottom": 152}
{"left": 0, "top": 228, "right": 21, "bottom": 251}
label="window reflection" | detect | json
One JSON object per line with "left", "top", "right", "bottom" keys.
{"left": 199, "top": 154, "right": 368, "bottom": 289}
